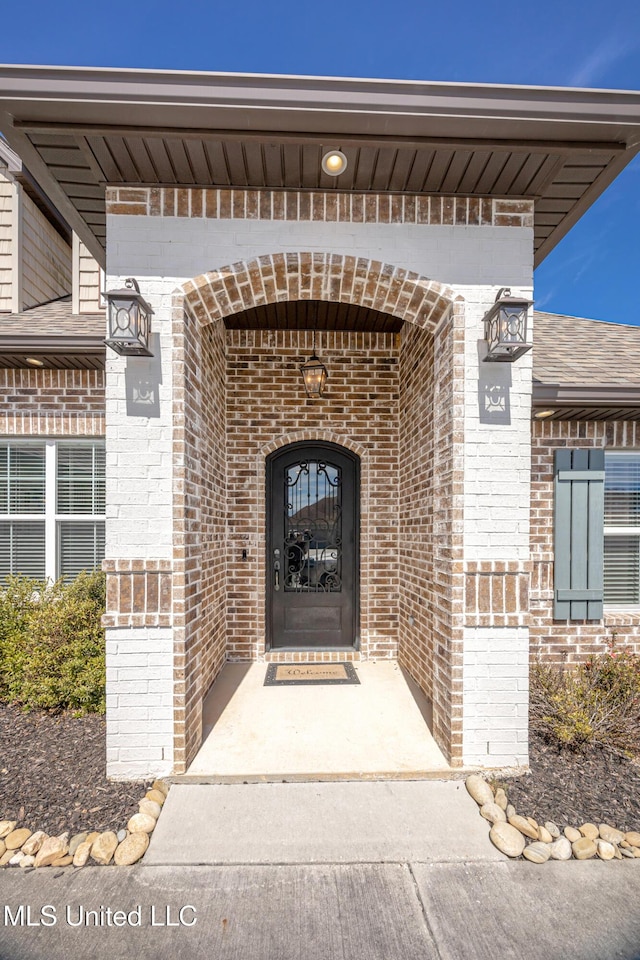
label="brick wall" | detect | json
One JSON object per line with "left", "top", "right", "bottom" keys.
{"left": 107, "top": 187, "right": 534, "bottom": 230}
{"left": 398, "top": 308, "right": 465, "bottom": 763}
{"left": 226, "top": 328, "right": 400, "bottom": 662}
{"left": 107, "top": 189, "right": 533, "bottom": 291}
{"left": 531, "top": 419, "right": 640, "bottom": 662}
{"left": 453, "top": 283, "right": 532, "bottom": 768}
{"left": 171, "top": 308, "right": 227, "bottom": 772}
{"left": 103, "top": 185, "right": 534, "bottom": 776}
{"left": 102, "top": 559, "right": 173, "bottom": 629}
{"left": 0, "top": 368, "right": 104, "bottom": 435}
{"left": 105, "top": 627, "right": 174, "bottom": 780}
{"left": 462, "top": 626, "right": 529, "bottom": 766}
{"left": 460, "top": 286, "right": 533, "bottom": 562}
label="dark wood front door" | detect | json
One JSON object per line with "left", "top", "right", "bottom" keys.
{"left": 267, "top": 442, "right": 359, "bottom": 650}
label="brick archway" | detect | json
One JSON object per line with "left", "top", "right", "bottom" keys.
{"left": 181, "top": 253, "right": 457, "bottom": 329}
{"left": 172, "top": 251, "right": 465, "bottom": 773}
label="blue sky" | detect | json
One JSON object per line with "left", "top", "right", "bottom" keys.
{"left": 2, "top": 0, "right": 639, "bottom": 323}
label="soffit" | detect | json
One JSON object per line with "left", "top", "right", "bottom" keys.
{"left": 1, "top": 67, "right": 639, "bottom": 268}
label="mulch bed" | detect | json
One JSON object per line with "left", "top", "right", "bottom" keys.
{"left": 2, "top": 703, "right": 640, "bottom": 838}
{"left": 505, "top": 729, "right": 640, "bottom": 833}
{"left": 0, "top": 704, "right": 149, "bottom": 836}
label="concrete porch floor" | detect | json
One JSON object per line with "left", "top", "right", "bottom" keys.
{"left": 184, "top": 660, "right": 451, "bottom": 781}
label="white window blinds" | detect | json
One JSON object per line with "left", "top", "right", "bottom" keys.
{"left": 603, "top": 536, "right": 640, "bottom": 605}
{"left": 58, "top": 521, "right": 106, "bottom": 580}
{"left": 0, "top": 521, "right": 46, "bottom": 579}
{"left": 0, "top": 440, "right": 105, "bottom": 583}
{"left": 0, "top": 444, "right": 45, "bottom": 514}
{"left": 604, "top": 452, "right": 640, "bottom": 606}
{"left": 604, "top": 454, "right": 640, "bottom": 526}
{"left": 57, "top": 443, "right": 106, "bottom": 515}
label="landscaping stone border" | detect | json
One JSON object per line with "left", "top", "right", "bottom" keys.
{"left": 0, "top": 781, "right": 168, "bottom": 869}
{"left": 466, "top": 774, "right": 640, "bottom": 862}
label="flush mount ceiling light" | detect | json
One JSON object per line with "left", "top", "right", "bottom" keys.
{"left": 534, "top": 409, "right": 555, "bottom": 419}
{"left": 25, "top": 357, "right": 44, "bottom": 367}
{"left": 321, "top": 150, "right": 348, "bottom": 177}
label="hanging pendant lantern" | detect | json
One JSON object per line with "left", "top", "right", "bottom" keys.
{"left": 300, "top": 331, "right": 328, "bottom": 398}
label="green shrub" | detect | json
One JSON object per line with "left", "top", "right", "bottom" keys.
{"left": 530, "top": 639, "right": 640, "bottom": 754}
{"left": 0, "top": 570, "right": 106, "bottom": 714}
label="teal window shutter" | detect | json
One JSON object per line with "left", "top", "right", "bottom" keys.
{"left": 554, "top": 449, "right": 604, "bottom": 619}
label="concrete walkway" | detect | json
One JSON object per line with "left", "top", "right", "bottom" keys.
{"left": 188, "top": 661, "right": 450, "bottom": 779}
{"left": 3, "top": 781, "right": 640, "bottom": 958}
{"left": 2, "top": 861, "right": 640, "bottom": 959}
{"left": 144, "top": 780, "right": 502, "bottom": 864}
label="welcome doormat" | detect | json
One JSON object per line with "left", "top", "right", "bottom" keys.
{"left": 264, "top": 663, "right": 360, "bottom": 685}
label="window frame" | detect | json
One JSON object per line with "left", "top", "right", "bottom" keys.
{"left": 603, "top": 449, "right": 640, "bottom": 609}
{"left": 0, "top": 437, "right": 105, "bottom": 582}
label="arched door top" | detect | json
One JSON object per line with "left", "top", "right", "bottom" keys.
{"left": 181, "top": 253, "right": 457, "bottom": 331}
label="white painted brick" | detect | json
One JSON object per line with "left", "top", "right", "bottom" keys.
{"left": 485, "top": 652, "right": 527, "bottom": 666}
{"left": 460, "top": 285, "right": 532, "bottom": 565}
{"left": 106, "top": 627, "right": 174, "bottom": 780}
{"left": 116, "top": 694, "right": 167, "bottom": 709}
{"left": 116, "top": 747, "right": 165, "bottom": 761}
{"left": 103, "top": 205, "right": 534, "bottom": 776}
{"left": 463, "top": 627, "right": 529, "bottom": 767}
{"left": 114, "top": 707, "right": 152, "bottom": 721}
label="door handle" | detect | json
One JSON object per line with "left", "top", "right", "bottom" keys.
{"left": 274, "top": 559, "right": 280, "bottom": 591}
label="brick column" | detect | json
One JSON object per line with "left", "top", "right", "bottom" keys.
{"left": 103, "top": 560, "right": 175, "bottom": 780}
{"left": 460, "top": 287, "right": 533, "bottom": 768}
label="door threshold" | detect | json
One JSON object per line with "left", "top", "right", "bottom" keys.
{"left": 167, "top": 769, "right": 473, "bottom": 785}
{"left": 265, "top": 647, "right": 360, "bottom": 656}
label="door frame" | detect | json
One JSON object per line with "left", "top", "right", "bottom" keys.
{"left": 265, "top": 440, "right": 360, "bottom": 652}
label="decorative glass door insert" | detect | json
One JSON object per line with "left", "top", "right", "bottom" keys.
{"left": 284, "top": 460, "right": 342, "bottom": 592}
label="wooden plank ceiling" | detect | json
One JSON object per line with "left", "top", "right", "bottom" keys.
{"left": 0, "top": 353, "right": 104, "bottom": 370}
{"left": 224, "top": 299, "right": 403, "bottom": 333}
{"left": 25, "top": 130, "right": 617, "bottom": 258}
{"left": 533, "top": 407, "right": 640, "bottom": 422}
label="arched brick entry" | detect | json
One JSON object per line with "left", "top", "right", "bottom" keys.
{"left": 172, "top": 253, "right": 464, "bottom": 773}
{"left": 180, "top": 253, "right": 456, "bottom": 329}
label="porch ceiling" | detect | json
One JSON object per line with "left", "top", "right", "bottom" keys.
{"left": 1, "top": 66, "right": 639, "bottom": 269}
{"left": 224, "top": 299, "right": 403, "bottom": 333}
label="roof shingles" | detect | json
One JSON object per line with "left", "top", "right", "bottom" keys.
{"left": 533, "top": 311, "right": 640, "bottom": 387}
{"left": 0, "top": 295, "right": 105, "bottom": 339}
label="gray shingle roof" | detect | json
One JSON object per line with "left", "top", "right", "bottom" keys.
{"left": 533, "top": 311, "right": 640, "bottom": 386}
{"left": 0, "top": 295, "right": 105, "bottom": 338}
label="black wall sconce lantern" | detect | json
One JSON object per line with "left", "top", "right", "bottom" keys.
{"left": 104, "top": 277, "right": 154, "bottom": 357}
{"left": 300, "top": 331, "right": 328, "bottom": 398}
{"left": 483, "top": 288, "right": 533, "bottom": 362}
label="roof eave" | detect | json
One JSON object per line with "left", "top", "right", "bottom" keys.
{"left": 0, "top": 336, "right": 105, "bottom": 355}
{"left": 2, "top": 65, "right": 639, "bottom": 268}
{"left": 533, "top": 383, "right": 640, "bottom": 406}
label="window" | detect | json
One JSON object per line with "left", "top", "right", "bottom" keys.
{"left": 604, "top": 452, "right": 640, "bottom": 605}
{"left": 0, "top": 440, "right": 105, "bottom": 582}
